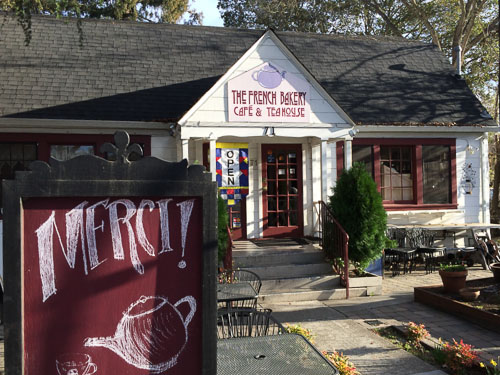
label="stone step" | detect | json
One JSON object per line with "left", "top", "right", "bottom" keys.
{"left": 260, "top": 275, "right": 341, "bottom": 293}
{"left": 259, "top": 286, "right": 366, "bottom": 303}
{"left": 234, "top": 251, "right": 326, "bottom": 268}
{"left": 246, "top": 262, "right": 333, "bottom": 280}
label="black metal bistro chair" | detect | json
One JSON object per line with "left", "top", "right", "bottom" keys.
{"left": 217, "top": 308, "right": 286, "bottom": 339}
{"left": 217, "top": 269, "right": 262, "bottom": 310}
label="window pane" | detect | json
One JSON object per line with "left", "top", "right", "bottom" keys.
{"left": 423, "top": 145, "right": 450, "bottom": 204}
{"left": 268, "top": 213, "right": 277, "bottom": 227}
{"left": 288, "top": 152, "right": 297, "bottom": 163}
{"left": 353, "top": 145, "right": 373, "bottom": 176}
{"left": 289, "top": 211, "right": 298, "bottom": 226}
{"left": 50, "top": 145, "right": 94, "bottom": 161}
{"left": 0, "top": 144, "right": 9, "bottom": 160}
{"left": 268, "top": 181, "right": 276, "bottom": 195}
{"left": 278, "top": 197, "right": 287, "bottom": 210}
{"left": 24, "top": 144, "right": 37, "bottom": 160}
{"left": 289, "top": 167, "right": 297, "bottom": 179}
{"left": 278, "top": 181, "right": 287, "bottom": 194}
{"left": 267, "top": 166, "right": 276, "bottom": 179}
{"left": 278, "top": 212, "right": 287, "bottom": 226}
{"left": 289, "top": 180, "right": 298, "bottom": 194}
{"left": 278, "top": 167, "right": 287, "bottom": 179}
{"left": 289, "top": 197, "right": 297, "bottom": 210}
{"left": 268, "top": 197, "right": 277, "bottom": 211}
{"left": 380, "top": 146, "right": 413, "bottom": 202}
{"left": 380, "top": 147, "right": 390, "bottom": 160}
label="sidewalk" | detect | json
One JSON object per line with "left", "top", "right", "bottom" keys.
{"left": 263, "top": 265, "right": 498, "bottom": 375}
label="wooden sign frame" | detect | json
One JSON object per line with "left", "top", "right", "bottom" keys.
{"left": 2, "top": 131, "right": 217, "bottom": 375}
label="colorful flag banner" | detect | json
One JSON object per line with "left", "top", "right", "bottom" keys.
{"left": 216, "top": 143, "right": 249, "bottom": 205}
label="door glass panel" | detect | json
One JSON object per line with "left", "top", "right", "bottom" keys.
{"left": 288, "top": 153, "right": 297, "bottom": 163}
{"left": 278, "top": 181, "right": 287, "bottom": 194}
{"left": 289, "top": 167, "right": 296, "bottom": 179}
{"left": 289, "top": 211, "right": 297, "bottom": 226}
{"left": 277, "top": 153, "right": 286, "bottom": 162}
{"left": 278, "top": 212, "right": 287, "bottom": 226}
{"left": 380, "top": 147, "right": 390, "bottom": 160}
{"left": 268, "top": 213, "right": 277, "bottom": 227}
{"left": 402, "top": 174, "right": 412, "bottom": 187}
{"left": 278, "top": 197, "right": 287, "bottom": 211}
{"left": 267, "top": 152, "right": 275, "bottom": 163}
{"left": 268, "top": 197, "right": 277, "bottom": 211}
{"left": 391, "top": 175, "right": 401, "bottom": 187}
{"left": 278, "top": 168, "right": 287, "bottom": 179}
{"left": 392, "top": 189, "right": 402, "bottom": 201}
{"left": 0, "top": 144, "right": 9, "bottom": 160}
{"left": 381, "top": 188, "right": 390, "bottom": 200}
{"left": 403, "top": 188, "right": 413, "bottom": 200}
{"left": 391, "top": 148, "right": 401, "bottom": 160}
{"left": 391, "top": 161, "right": 400, "bottom": 173}
{"left": 267, "top": 165, "right": 276, "bottom": 179}
{"left": 289, "top": 197, "right": 297, "bottom": 210}
{"left": 289, "top": 180, "right": 298, "bottom": 194}
{"left": 268, "top": 182, "right": 276, "bottom": 195}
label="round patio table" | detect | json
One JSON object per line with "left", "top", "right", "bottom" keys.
{"left": 217, "top": 334, "right": 339, "bottom": 375}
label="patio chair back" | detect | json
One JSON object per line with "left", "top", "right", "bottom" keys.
{"left": 217, "top": 269, "right": 262, "bottom": 310}
{"left": 217, "top": 309, "right": 286, "bottom": 339}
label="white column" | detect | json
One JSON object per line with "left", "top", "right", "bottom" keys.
{"left": 195, "top": 140, "right": 203, "bottom": 165}
{"left": 181, "top": 138, "right": 189, "bottom": 163}
{"left": 480, "top": 133, "right": 490, "bottom": 223}
{"left": 321, "top": 139, "right": 329, "bottom": 202}
{"left": 311, "top": 142, "right": 322, "bottom": 237}
{"left": 344, "top": 139, "right": 353, "bottom": 170}
{"left": 210, "top": 138, "right": 217, "bottom": 182}
{"left": 256, "top": 142, "right": 263, "bottom": 238}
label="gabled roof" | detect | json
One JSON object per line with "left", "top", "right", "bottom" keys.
{"left": 0, "top": 15, "right": 495, "bottom": 127}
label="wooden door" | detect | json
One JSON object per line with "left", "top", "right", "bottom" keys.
{"left": 262, "top": 144, "right": 303, "bottom": 237}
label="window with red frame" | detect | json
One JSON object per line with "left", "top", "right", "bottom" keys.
{"left": 346, "top": 139, "right": 456, "bottom": 209}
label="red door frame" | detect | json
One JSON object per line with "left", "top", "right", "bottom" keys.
{"left": 262, "top": 144, "right": 303, "bottom": 238}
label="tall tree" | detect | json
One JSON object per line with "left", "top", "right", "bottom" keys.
{"left": 218, "top": 0, "right": 499, "bottom": 119}
{"left": 1, "top": 0, "right": 203, "bottom": 44}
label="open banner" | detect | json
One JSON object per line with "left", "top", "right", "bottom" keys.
{"left": 216, "top": 143, "right": 249, "bottom": 205}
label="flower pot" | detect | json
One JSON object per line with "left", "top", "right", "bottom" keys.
{"left": 459, "top": 287, "right": 480, "bottom": 302}
{"left": 490, "top": 262, "right": 500, "bottom": 283}
{"left": 439, "top": 269, "right": 468, "bottom": 293}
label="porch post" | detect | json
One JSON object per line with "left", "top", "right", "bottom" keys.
{"left": 181, "top": 138, "right": 189, "bottom": 162}
{"left": 321, "top": 139, "right": 329, "bottom": 202}
{"left": 344, "top": 139, "right": 353, "bottom": 170}
{"left": 210, "top": 138, "right": 217, "bottom": 182}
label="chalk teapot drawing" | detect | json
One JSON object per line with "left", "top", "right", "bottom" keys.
{"left": 252, "top": 63, "right": 286, "bottom": 89}
{"left": 84, "top": 295, "right": 196, "bottom": 374}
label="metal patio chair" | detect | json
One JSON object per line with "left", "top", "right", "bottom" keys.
{"left": 217, "top": 269, "right": 262, "bottom": 310}
{"left": 217, "top": 308, "right": 286, "bottom": 339}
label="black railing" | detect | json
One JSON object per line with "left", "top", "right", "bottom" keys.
{"left": 316, "top": 201, "right": 350, "bottom": 299}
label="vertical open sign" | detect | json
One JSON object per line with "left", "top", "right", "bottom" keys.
{"left": 2, "top": 131, "right": 217, "bottom": 375}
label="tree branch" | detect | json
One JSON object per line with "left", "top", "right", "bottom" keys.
{"left": 465, "top": 15, "right": 499, "bottom": 52}
{"left": 362, "top": 0, "right": 403, "bottom": 37}
{"left": 400, "top": 0, "right": 441, "bottom": 50}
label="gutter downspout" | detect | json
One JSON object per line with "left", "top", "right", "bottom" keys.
{"left": 480, "top": 132, "right": 490, "bottom": 223}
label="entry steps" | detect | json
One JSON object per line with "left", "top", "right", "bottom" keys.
{"left": 231, "top": 239, "right": 360, "bottom": 303}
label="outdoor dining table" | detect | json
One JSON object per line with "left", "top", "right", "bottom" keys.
{"left": 217, "top": 334, "right": 339, "bottom": 375}
{"left": 217, "top": 282, "right": 259, "bottom": 309}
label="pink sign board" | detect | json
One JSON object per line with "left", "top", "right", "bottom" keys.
{"left": 228, "top": 62, "right": 310, "bottom": 123}
{"left": 22, "top": 196, "right": 203, "bottom": 375}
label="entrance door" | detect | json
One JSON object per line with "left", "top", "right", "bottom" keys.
{"left": 262, "top": 144, "right": 303, "bottom": 237}
{"left": 228, "top": 198, "right": 247, "bottom": 240}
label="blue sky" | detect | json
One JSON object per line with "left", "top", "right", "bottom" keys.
{"left": 192, "top": 0, "right": 224, "bottom": 26}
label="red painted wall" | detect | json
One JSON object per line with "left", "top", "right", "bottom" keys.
{"left": 22, "top": 197, "right": 202, "bottom": 375}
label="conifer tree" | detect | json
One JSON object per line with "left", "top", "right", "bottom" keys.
{"left": 329, "top": 162, "right": 387, "bottom": 272}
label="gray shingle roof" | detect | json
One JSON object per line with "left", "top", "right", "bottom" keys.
{"left": 0, "top": 15, "right": 495, "bottom": 126}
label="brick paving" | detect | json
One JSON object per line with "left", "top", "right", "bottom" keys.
{"left": 265, "top": 265, "right": 500, "bottom": 375}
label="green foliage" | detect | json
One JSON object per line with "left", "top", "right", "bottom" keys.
{"left": 329, "top": 163, "right": 387, "bottom": 271}
{"left": 218, "top": 195, "right": 229, "bottom": 264}
{"left": 217, "top": 0, "right": 499, "bottom": 121}
{"left": 2, "top": 0, "right": 203, "bottom": 45}
{"left": 434, "top": 338, "right": 479, "bottom": 374}
{"left": 439, "top": 263, "right": 466, "bottom": 272}
{"left": 284, "top": 324, "right": 314, "bottom": 343}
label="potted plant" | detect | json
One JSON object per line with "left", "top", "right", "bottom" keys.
{"left": 490, "top": 262, "right": 500, "bottom": 283}
{"left": 439, "top": 264, "right": 468, "bottom": 293}
{"left": 329, "top": 163, "right": 387, "bottom": 274}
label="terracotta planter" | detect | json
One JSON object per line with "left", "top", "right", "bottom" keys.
{"left": 490, "top": 263, "right": 500, "bottom": 283}
{"left": 439, "top": 269, "right": 468, "bottom": 293}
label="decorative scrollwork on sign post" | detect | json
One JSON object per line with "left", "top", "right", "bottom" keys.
{"left": 100, "top": 130, "right": 143, "bottom": 164}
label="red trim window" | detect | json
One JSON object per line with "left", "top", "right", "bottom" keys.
{"left": 339, "top": 139, "right": 457, "bottom": 210}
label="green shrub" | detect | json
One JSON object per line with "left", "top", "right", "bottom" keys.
{"left": 218, "top": 196, "right": 229, "bottom": 264}
{"left": 329, "top": 163, "right": 387, "bottom": 271}
{"left": 439, "top": 264, "right": 466, "bottom": 272}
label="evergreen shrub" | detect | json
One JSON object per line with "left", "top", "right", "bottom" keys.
{"left": 218, "top": 195, "right": 229, "bottom": 264}
{"left": 329, "top": 162, "right": 387, "bottom": 271}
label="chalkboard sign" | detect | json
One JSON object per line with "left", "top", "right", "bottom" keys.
{"left": 2, "top": 131, "right": 217, "bottom": 375}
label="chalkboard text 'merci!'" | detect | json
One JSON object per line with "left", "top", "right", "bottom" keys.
{"left": 34, "top": 198, "right": 195, "bottom": 302}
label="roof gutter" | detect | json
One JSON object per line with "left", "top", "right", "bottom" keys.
{"left": 358, "top": 124, "right": 500, "bottom": 134}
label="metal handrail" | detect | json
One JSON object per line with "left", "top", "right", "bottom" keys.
{"left": 316, "top": 201, "right": 350, "bottom": 299}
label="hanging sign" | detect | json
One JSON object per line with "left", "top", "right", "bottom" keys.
{"left": 216, "top": 142, "right": 249, "bottom": 205}
{"left": 228, "top": 62, "right": 310, "bottom": 123}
